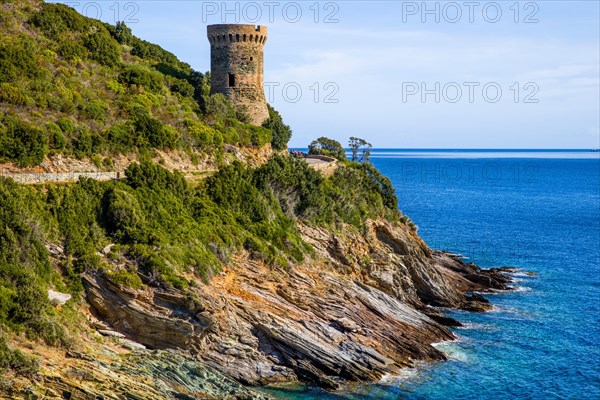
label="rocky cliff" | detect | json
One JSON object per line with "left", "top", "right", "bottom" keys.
{"left": 0, "top": 3, "right": 511, "bottom": 397}
{"left": 2, "top": 216, "right": 511, "bottom": 399}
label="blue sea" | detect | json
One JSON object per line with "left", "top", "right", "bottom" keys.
{"left": 264, "top": 149, "right": 600, "bottom": 399}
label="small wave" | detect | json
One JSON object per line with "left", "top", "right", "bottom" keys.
{"left": 507, "top": 271, "right": 536, "bottom": 278}
{"left": 432, "top": 337, "right": 460, "bottom": 346}
{"left": 455, "top": 322, "right": 494, "bottom": 331}
{"left": 489, "top": 304, "right": 535, "bottom": 319}
{"left": 379, "top": 368, "right": 421, "bottom": 384}
{"left": 488, "top": 304, "right": 502, "bottom": 312}
{"left": 432, "top": 339, "right": 469, "bottom": 362}
{"left": 509, "top": 285, "right": 532, "bottom": 292}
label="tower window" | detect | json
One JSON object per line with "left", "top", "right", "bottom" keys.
{"left": 228, "top": 73, "right": 235, "bottom": 87}
{"left": 250, "top": 57, "right": 253, "bottom": 61}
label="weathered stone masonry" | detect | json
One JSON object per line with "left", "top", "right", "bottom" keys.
{"left": 207, "top": 24, "right": 269, "bottom": 125}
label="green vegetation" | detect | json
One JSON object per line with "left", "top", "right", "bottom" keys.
{"left": 0, "top": 35, "right": 43, "bottom": 83}
{"left": 308, "top": 137, "right": 347, "bottom": 161}
{"left": 263, "top": 104, "right": 293, "bottom": 150}
{"left": 0, "top": 3, "right": 402, "bottom": 381}
{"left": 0, "top": 154, "right": 399, "bottom": 372}
{"left": 0, "top": 337, "right": 38, "bottom": 375}
{"left": 0, "top": 178, "right": 71, "bottom": 354}
{"left": 349, "top": 136, "right": 373, "bottom": 163}
{"left": 0, "top": 0, "right": 291, "bottom": 167}
{"left": 0, "top": 115, "right": 48, "bottom": 166}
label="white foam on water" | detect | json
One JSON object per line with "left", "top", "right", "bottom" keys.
{"left": 509, "top": 285, "right": 532, "bottom": 293}
{"left": 489, "top": 304, "right": 535, "bottom": 319}
{"left": 378, "top": 368, "right": 421, "bottom": 385}
{"left": 432, "top": 339, "right": 469, "bottom": 362}
{"left": 455, "top": 321, "right": 494, "bottom": 331}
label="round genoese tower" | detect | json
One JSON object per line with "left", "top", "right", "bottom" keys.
{"left": 207, "top": 24, "right": 269, "bottom": 125}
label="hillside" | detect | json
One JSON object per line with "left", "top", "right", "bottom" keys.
{"left": 0, "top": 0, "right": 290, "bottom": 174}
{"left": 0, "top": 1, "right": 512, "bottom": 399}
{"left": 0, "top": 154, "right": 512, "bottom": 398}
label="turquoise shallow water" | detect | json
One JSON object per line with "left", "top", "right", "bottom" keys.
{"left": 264, "top": 149, "right": 600, "bottom": 399}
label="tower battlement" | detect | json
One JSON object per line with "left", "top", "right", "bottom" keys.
{"left": 207, "top": 24, "right": 269, "bottom": 125}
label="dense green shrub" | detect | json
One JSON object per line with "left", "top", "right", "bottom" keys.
{"left": 47, "top": 87, "right": 76, "bottom": 113}
{"left": 26, "top": 315, "right": 70, "bottom": 347}
{"left": 111, "top": 21, "right": 133, "bottom": 45}
{"left": 83, "top": 31, "right": 121, "bottom": 67}
{"left": 253, "top": 155, "right": 326, "bottom": 219}
{"left": 118, "top": 65, "right": 164, "bottom": 93}
{"left": 251, "top": 155, "right": 398, "bottom": 226}
{"left": 84, "top": 100, "right": 108, "bottom": 121}
{"left": 126, "top": 161, "right": 187, "bottom": 195}
{"left": 108, "top": 268, "right": 143, "bottom": 290}
{"left": 204, "top": 93, "right": 237, "bottom": 121}
{"left": 57, "top": 40, "right": 87, "bottom": 61}
{"left": 263, "top": 104, "right": 292, "bottom": 150}
{"left": 73, "top": 126, "right": 105, "bottom": 158}
{"left": 29, "top": 3, "right": 88, "bottom": 40}
{"left": 0, "top": 83, "right": 33, "bottom": 106}
{"left": 308, "top": 137, "right": 347, "bottom": 161}
{"left": 48, "top": 178, "right": 107, "bottom": 258}
{"left": 0, "top": 115, "right": 48, "bottom": 166}
{"left": 46, "top": 122, "right": 67, "bottom": 151}
{"left": 132, "top": 113, "right": 178, "bottom": 149}
{"left": 356, "top": 162, "right": 398, "bottom": 210}
{"left": 129, "top": 37, "right": 185, "bottom": 69}
{"left": 0, "top": 39, "right": 42, "bottom": 83}
{"left": 169, "top": 78, "right": 195, "bottom": 98}
{"left": 0, "top": 178, "right": 66, "bottom": 348}
{"left": 188, "top": 70, "right": 211, "bottom": 111}
{"left": 56, "top": 117, "right": 75, "bottom": 134}
{"left": 183, "top": 119, "right": 221, "bottom": 150}
{"left": 104, "top": 187, "right": 149, "bottom": 243}
{"left": 106, "top": 122, "right": 136, "bottom": 153}
{"left": 220, "top": 118, "right": 271, "bottom": 148}
{"left": 0, "top": 337, "right": 38, "bottom": 376}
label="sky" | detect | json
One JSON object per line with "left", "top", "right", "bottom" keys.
{"left": 50, "top": 1, "right": 600, "bottom": 149}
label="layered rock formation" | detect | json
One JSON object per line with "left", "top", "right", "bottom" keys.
{"left": 2, "top": 348, "right": 270, "bottom": 400}
{"left": 77, "top": 218, "right": 511, "bottom": 392}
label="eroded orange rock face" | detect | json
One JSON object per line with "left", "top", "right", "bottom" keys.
{"left": 81, "top": 218, "right": 511, "bottom": 390}
{"left": 3, "top": 216, "right": 510, "bottom": 398}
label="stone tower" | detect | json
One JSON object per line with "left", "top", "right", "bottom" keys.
{"left": 207, "top": 24, "right": 269, "bottom": 125}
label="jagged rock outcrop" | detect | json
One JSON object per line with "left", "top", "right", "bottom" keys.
{"left": 83, "top": 275, "right": 211, "bottom": 350}
{"left": 81, "top": 218, "right": 511, "bottom": 391}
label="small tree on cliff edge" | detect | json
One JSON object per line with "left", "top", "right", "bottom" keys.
{"left": 262, "top": 104, "right": 292, "bottom": 151}
{"left": 308, "top": 137, "right": 346, "bottom": 161}
{"left": 349, "top": 137, "right": 372, "bottom": 163}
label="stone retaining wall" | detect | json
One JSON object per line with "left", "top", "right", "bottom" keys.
{"left": 303, "top": 154, "right": 337, "bottom": 162}
{"left": 0, "top": 171, "right": 121, "bottom": 184}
